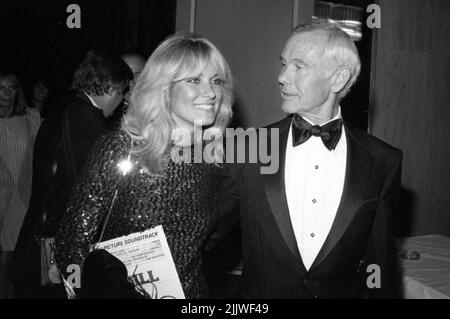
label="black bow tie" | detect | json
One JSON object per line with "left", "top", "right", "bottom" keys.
{"left": 292, "top": 114, "right": 343, "bottom": 151}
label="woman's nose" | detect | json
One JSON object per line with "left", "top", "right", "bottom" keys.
{"left": 201, "top": 83, "right": 216, "bottom": 99}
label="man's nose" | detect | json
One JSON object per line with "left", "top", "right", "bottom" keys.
{"left": 278, "top": 65, "right": 293, "bottom": 86}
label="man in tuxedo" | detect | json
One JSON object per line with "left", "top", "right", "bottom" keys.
{"left": 236, "top": 22, "right": 402, "bottom": 298}
{"left": 108, "top": 52, "right": 146, "bottom": 129}
{"left": 11, "top": 49, "right": 132, "bottom": 298}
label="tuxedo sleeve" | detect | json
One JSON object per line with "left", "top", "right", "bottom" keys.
{"left": 365, "top": 149, "right": 403, "bottom": 299}
{"left": 69, "top": 106, "right": 110, "bottom": 173}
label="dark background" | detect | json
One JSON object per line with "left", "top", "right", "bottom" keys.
{"left": 0, "top": 0, "right": 177, "bottom": 107}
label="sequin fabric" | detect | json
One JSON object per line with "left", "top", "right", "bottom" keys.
{"left": 55, "top": 129, "right": 223, "bottom": 299}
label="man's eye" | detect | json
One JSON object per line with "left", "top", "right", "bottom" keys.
{"left": 188, "top": 78, "right": 201, "bottom": 84}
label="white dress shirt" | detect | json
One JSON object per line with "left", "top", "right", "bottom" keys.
{"left": 284, "top": 109, "right": 347, "bottom": 270}
{"left": 83, "top": 92, "right": 101, "bottom": 110}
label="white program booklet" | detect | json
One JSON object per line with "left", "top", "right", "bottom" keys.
{"left": 95, "top": 225, "right": 185, "bottom": 299}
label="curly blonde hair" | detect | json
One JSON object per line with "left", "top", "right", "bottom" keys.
{"left": 122, "top": 32, "right": 234, "bottom": 173}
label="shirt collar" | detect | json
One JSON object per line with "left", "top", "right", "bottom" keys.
{"left": 83, "top": 92, "right": 101, "bottom": 110}
{"left": 302, "top": 106, "right": 342, "bottom": 127}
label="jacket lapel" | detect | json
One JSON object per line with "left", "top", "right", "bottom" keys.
{"left": 310, "top": 123, "right": 373, "bottom": 270}
{"left": 261, "top": 116, "right": 303, "bottom": 266}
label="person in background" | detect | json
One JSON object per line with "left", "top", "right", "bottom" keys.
{"left": 0, "top": 66, "right": 40, "bottom": 298}
{"left": 10, "top": 49, "right": 132, "bottom": 298}
{"left": 108, "top": 52, "right": 146, "bottom": 129}
{"left": 29, "top": 80, "right": 49, "bottom": 119}
{"left": 55, "top": 33, "right": 235, "bottom": 299}
{"left": 121, "top": 53, "right": 146, "bottom": 92}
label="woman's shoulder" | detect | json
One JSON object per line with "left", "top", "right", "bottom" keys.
{"left": 25, "top": 107, "right": 41, "bottom": 137}
{"left": 25, "top": 107, "right": 40, "bottom": 120}
{"left": 97, "top": 128, "right": 131, "bottom": 150}
{"left": 79, "top": 129, "right": 134, "bottom": 181}
{"left": 85, "top": 130, "right": 131, "bottom": 161}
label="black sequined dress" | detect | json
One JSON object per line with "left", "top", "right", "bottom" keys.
{"left": 55, "top": 129, "right": 223, "bottom": 299}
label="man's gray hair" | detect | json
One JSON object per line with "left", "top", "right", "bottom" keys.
{"left": 291, "top": 21, "right": 361, "bottom": 98}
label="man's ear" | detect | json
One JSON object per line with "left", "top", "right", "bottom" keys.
{"left": 106, "top": 88, "right": 116, "bottom": 96}
{"left": 330, "top": 67, "right": 351, "bottom": 94}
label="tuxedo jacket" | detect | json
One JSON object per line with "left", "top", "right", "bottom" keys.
{"left": 45, "top": 91, "right": 112, "bottom": 231}
{"left": 11, "top": 91, "right": 111, "bottom": 295}
{"left": 235, "top": 115, "right": 402, "bottom": 299}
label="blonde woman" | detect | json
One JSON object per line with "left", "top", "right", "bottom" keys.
{"left": 55, "top": 33, "right": 234, "bottom": 299}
